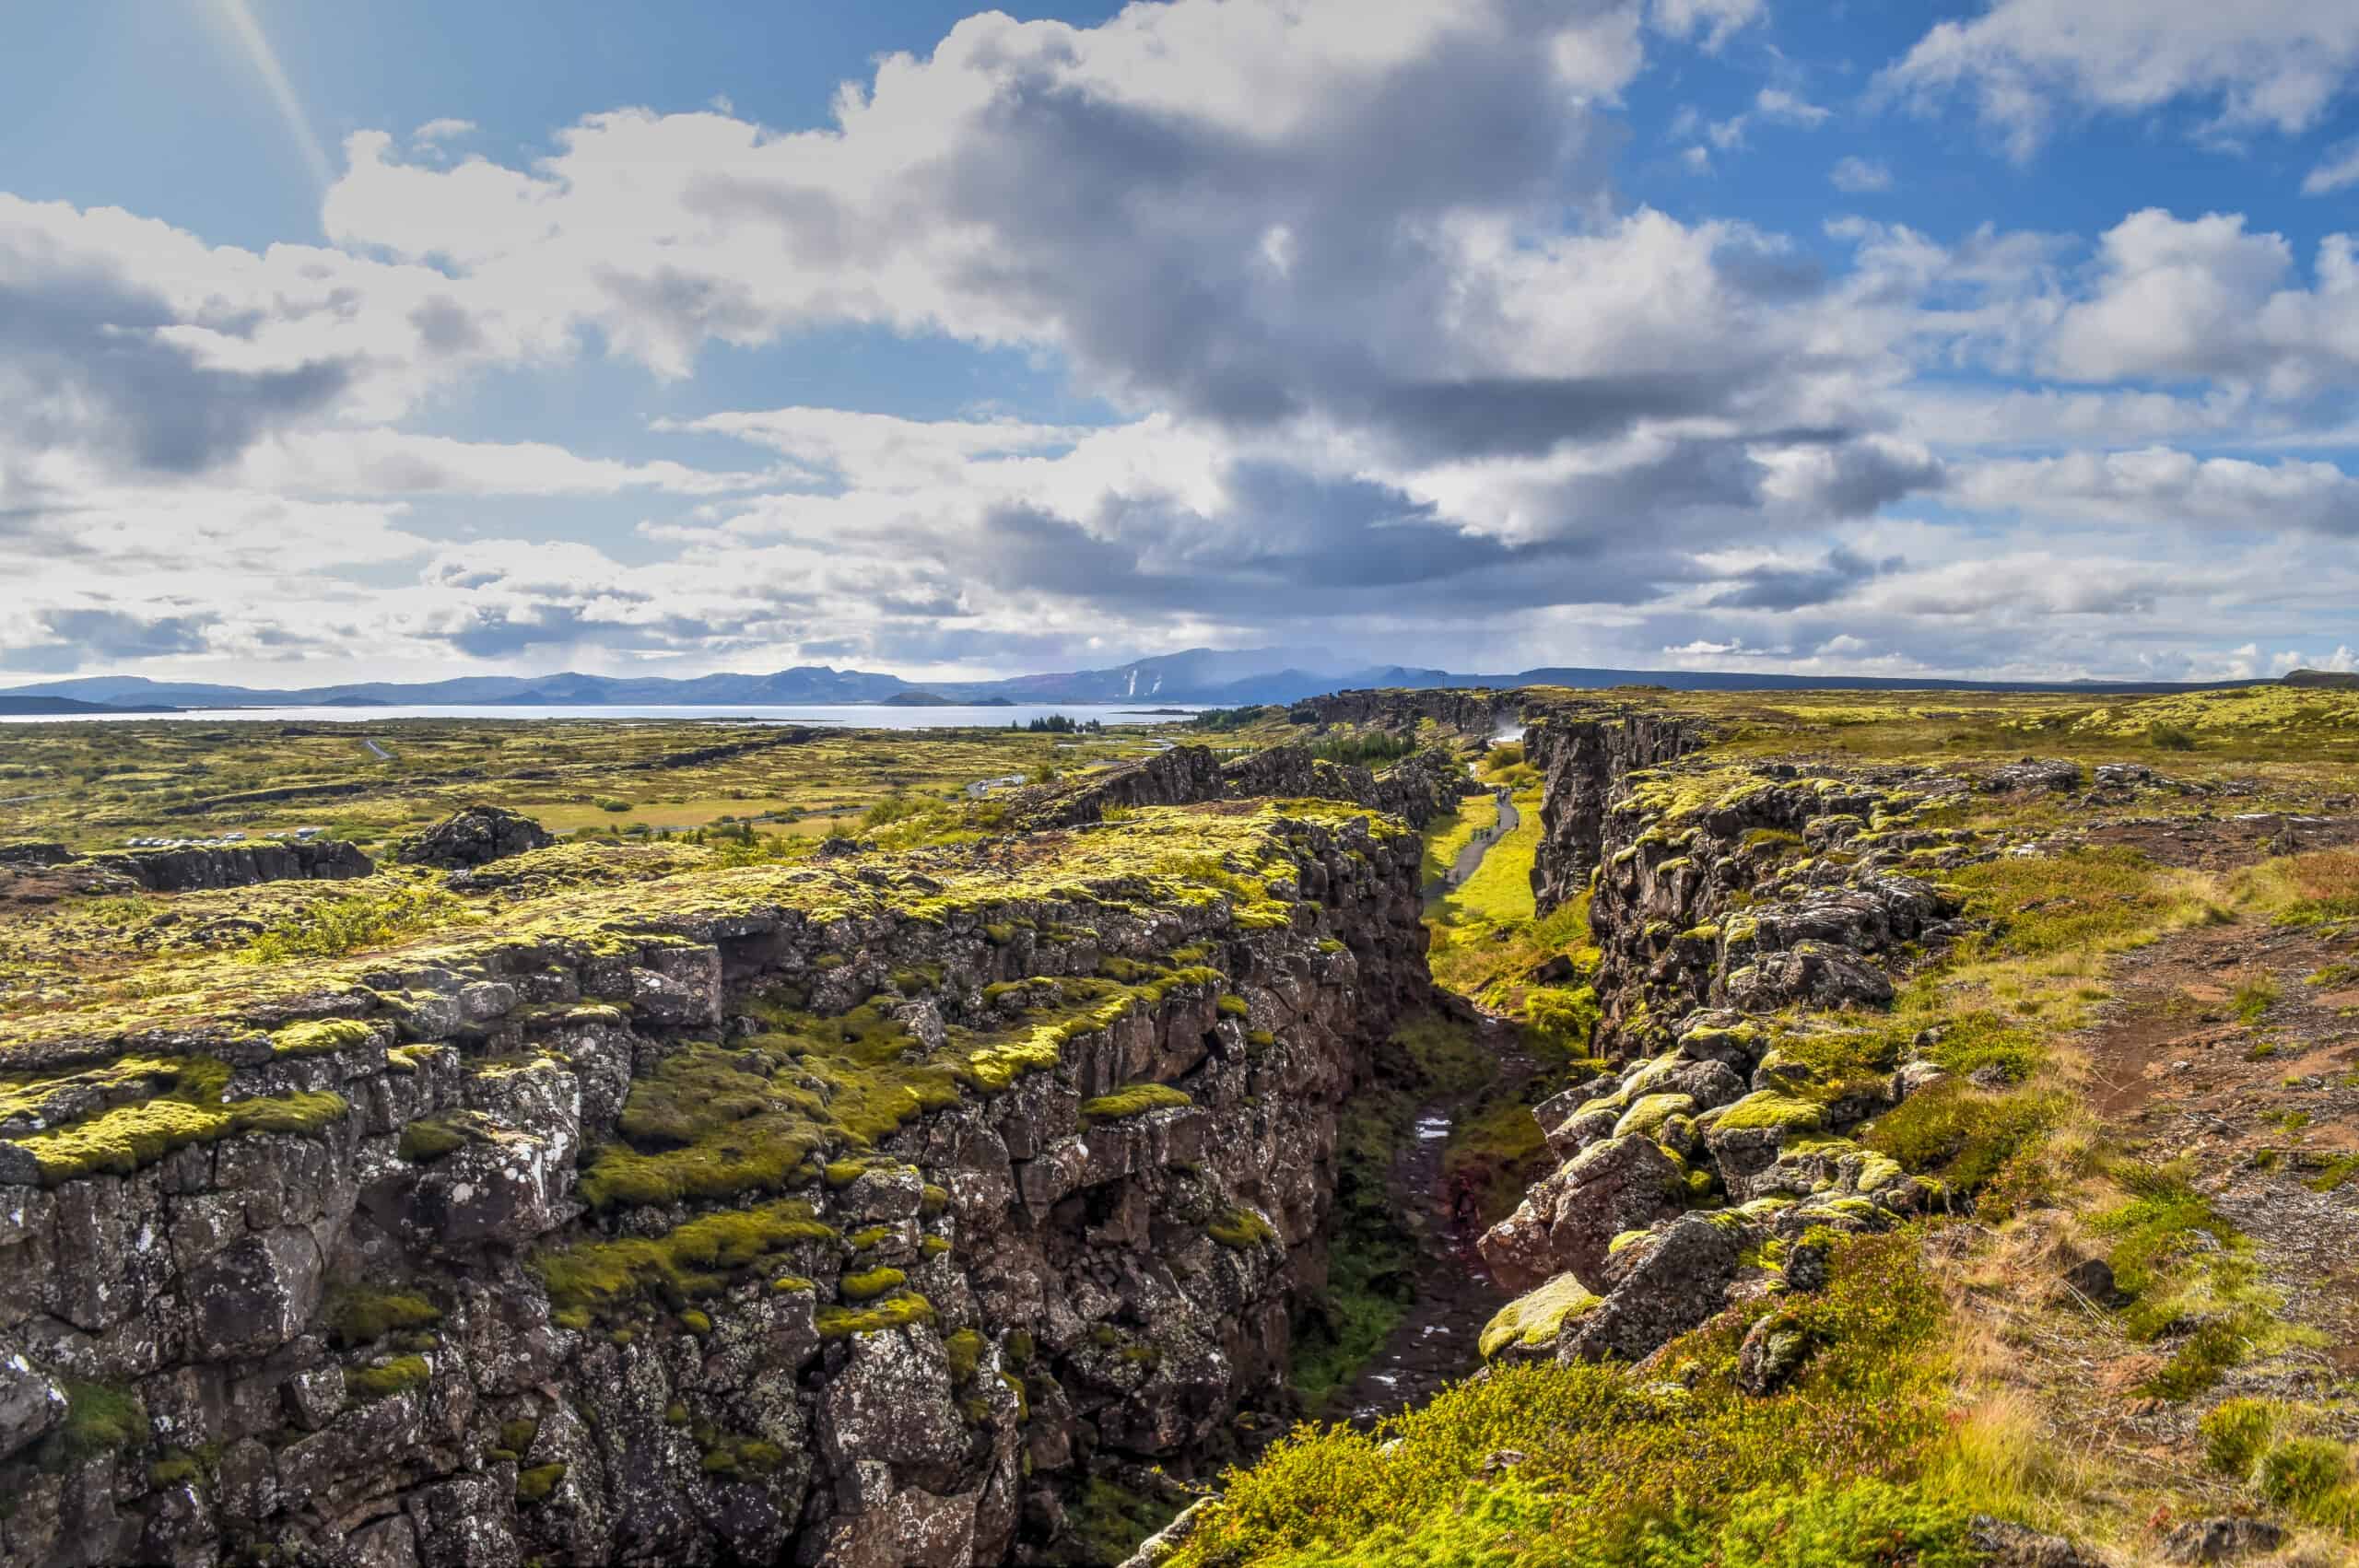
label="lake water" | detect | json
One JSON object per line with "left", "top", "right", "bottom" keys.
{"left": 1, "top": 703, "right": 1200, "bottom": 729}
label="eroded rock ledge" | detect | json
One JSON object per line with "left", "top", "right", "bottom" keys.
{"left": 0, "top": 803, "right": 1425, "bottom": 1567}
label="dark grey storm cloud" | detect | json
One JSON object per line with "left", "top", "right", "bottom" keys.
{"left": 0, "top": 262, "right": 350, "bottom": 474}
{"left": 1708, "top": 548, "right": 1898, "bottom": 610}
{"left": 2, "top": 605, "right": 219, "bottom": 670}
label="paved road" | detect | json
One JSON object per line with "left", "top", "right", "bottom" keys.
{"left": 1425, "top": 789, "right": 1517, "bottom": 903}
{"left": 361, "top": 738, "right": 393, "bottom": 761}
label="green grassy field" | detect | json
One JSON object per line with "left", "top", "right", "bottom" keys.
{"left": 0, "top": 718, "right": 1174, "bottom": 853}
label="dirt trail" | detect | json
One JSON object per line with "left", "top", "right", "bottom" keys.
{"left": 2079, "top": 915, "right": 2359, "bottom": 1368}
{"left": 1961, "top": 813, "right": 2359, "bottom": 1521}
{"left": 1424, "top": 789, "right": 1516, "bottom": 906}
{"left": 1339, "top": 1010, "right": 1532, "bottom": 1425}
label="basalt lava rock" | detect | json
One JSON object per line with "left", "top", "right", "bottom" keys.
{"left": 400, "top": 804, "right": 557, "bottom": 869}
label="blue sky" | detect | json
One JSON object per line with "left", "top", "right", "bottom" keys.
{"left": 2, "top": 0, "right": 2356, "bottom": 683}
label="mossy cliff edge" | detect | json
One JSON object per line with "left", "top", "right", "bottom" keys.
{"left": 0, "top": 802, "right": 1427, "bottom": 1567}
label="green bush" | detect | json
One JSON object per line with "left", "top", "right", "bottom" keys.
{"left": 2259, "top": 1436, "right": 2351, "bottom": 1509}
{"left": 2200, "top": 1398, "right": 2281, "bottom": 1474}
{"left": 246, "top": 881, "right": 467, "bottom": 961}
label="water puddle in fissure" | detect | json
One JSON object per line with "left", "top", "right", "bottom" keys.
{"left": 1338, "top": 1015, "right": 1531, "bottom": 1427}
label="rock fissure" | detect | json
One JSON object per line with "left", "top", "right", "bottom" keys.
{"left": 1469, "top": 712, "right": 1982, "bottom": 1373}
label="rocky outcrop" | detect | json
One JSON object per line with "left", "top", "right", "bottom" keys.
{"left": 1017, "top": 743, "right": 1476, "bottom": 831}
{"left": 1283, "top": 687, "right": 1513, "bottom": 737}
{"left": 1523, "top": 711, "right": 1706, "bottom": 910}
{"left": 83, "top": 838, "right": 376, "bottom": 892}
{"left": 398, "top": 805, "right": 556, "bottom": 870}
{"left": 0, "top": 807, "right": 1426, "bottom": 1567}
{"left": 1475, "top": 743, "right": 1988, "bottom": 1373}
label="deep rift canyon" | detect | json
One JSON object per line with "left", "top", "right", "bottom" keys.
{"left": 7, "top": 685, "right": 2359, "bottom": 1566}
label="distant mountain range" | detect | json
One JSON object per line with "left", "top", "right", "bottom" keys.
{"left": 0, "top": 649, "right": 2303, "bottom": 716}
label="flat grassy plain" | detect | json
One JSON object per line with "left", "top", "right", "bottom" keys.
{"left": 0, "top": 717, "right": 1170, "bottom": 852}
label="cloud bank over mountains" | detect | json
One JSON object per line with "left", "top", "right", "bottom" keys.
{"left": 3, "top": 0, "right": 2355, "bottom": 685}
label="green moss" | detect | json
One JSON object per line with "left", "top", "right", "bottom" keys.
{"left": 1865, "top": 1083, "right": 2062, "bottom": 1193}
{"left": 816, "top": 1293, "right": 936, "bottom": 1339}
{"left": 1068, "top": 1475, "right": 1184, "bottom": 1565}
{"left": 533, "top": 1199, "right": 836, "bottom": 1317}
{"left": 1613, "top": 1092, "right": 1694, "bottom": 1141}
{"left": 1209, "top": 1206, "right": 1278, "bottom": 1249}
{"left": 346, "top": 1356, "right": 431, "bottom": 1403}
{"left": 921, "top": 1235, "right": 951, "bottom": 1256}
{"left": 847, "top": 1225, "right": 894, "bottom": 1250}
{"left": 327, "top": 1288, "right": 441, "bottom": 1347}
{"left": 1159, "top": 1231, "right": 1956, "bottom": 1568}
{"left": 1077, "top": 1082, "right": 1194, "bottom": 1123}
{"left": 1480, "top": 1274, "right": 1602, "bottom": 1359}
{"left": 148, "top": 1451, "right": 202, "bottom": 1487}
{"left": 1710, "top": 1091, "right": 1826, "bottom": 1134}
{"left": 42, "top": 1382, "right": 145, "bottom": 1465}
{"left": 680, "top": 1309, "right": 712, "bottom": 1335}
{"left": 10, "top": 1056, "right": 348, "bottom": 1186}
{"left": 1217, "top": 993, "right": 1251, "bottom": 1018}
{"left": 499, "top": 1418, "right": 542, "bottom": 1455}
{"left": 771, "top": 1274, "right": 815, "bottom": 1293}
{"left": 396, "top": 1112, "right": 477, "bottom": 1164}
{"left": 2259, "top": 1437, "right": 2351, "bottom": 1508}
{"left": 270, "top": 1017, "right": 378, "bottom": 1057}
{"left": 944, "top": 1328, "right": 985, "bottom": 1382}
{"left": 840, "top": 1266, "right": 907, "bottom": 1302}
{"left": 515, "top": 1462, "right": 568, "bottom": 1504}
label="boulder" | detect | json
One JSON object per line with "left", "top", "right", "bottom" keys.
{"left": 1734, "top": 1311, "right": 1813, "bottom": 1394}
{"left": 400, "top": 804, "right": 555, "bottom": 869}
{"left": 1969, "top": 1515, "right": 2109, "bottom": 1567}
{"left": 88, "top": 839, "right": 374, "bottom": 891}
{"left": 1724, "top": 941, "right": 1895, "bottom": 1012}
{"left": 1982, "top": 759, "right": 2083, "bottom": 794}
{"left": 1478, "top": 1135, "right": 1684, "bottom": 1294}
{"left": 1557, "top": 1214, "right": 1743, "bottom": 1364}
{"left": 2161, "top": 1518, "right": 2286, "bottom": 1563}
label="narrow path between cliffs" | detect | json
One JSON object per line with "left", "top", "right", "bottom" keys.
{"left": 1339, "top": 1007, "right": 1532, "bottom": 1425}
{"left": 1425, "top": 787, "right": 1518, "bottom": 906}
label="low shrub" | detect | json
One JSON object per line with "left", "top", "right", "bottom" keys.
{"left": 2200, "top": 1398, "right": 2281, "bottom": 1474}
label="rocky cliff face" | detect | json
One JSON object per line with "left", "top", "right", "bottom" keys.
{"left": 82, "top": 841, "right": 377, "bottom": 894}
{"left": 0, "top": 804, "right": 1426, "bottom": 1568}
{"left": 1019, "top": 744, "right": 1474, "bottom": 832}
{"left": 1476, "top": 743, "right": 1988, "bottom": 1373}
{"left": 1521, "top": 710, "right": 1705, "bottom": 912}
